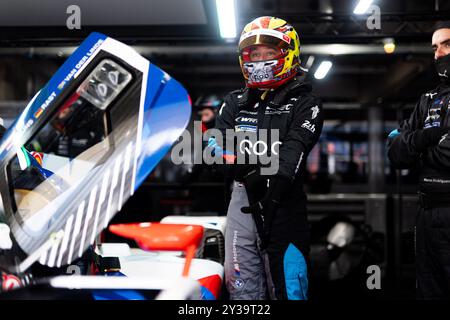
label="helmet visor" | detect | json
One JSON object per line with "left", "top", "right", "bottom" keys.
{"left": 238, "top": 29, "right": 292, "bottom": 54}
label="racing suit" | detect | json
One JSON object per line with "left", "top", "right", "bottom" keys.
{"left": 216, "top": 76, "right": 323, "bottom": 300}
{"left": 387, "top": 82, "right": 450, "bottom": 299}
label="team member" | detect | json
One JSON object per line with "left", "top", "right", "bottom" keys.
{"left": 215, "top": 16, "right": 323, "bottom": 300}
{"left": 183, "top": 97, "right": 226, "bottom": 214}
{"left": 387, "top": 21, "right": 450, "bottom": 299}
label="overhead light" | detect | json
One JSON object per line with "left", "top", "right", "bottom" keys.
{"left": 305, "top": 55, "right": 315, "bottom": 70}
{"left": 314, "top": 61, "right": 333, "bottom": 80}
{"left": 216, "top": 0, "right": 237, "bottom": 39}
{"left": 383, "top": 38, "right": 396, "bottom": 54}
{"left": 353, "top": 0, "right": 373, "bottom": 14}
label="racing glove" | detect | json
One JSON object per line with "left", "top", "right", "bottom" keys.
{"left": 234, "top": 163, "right": 255, "bottom": 182}
{"left": 412, "top": 126, "right": 449, "bottom": 153}
{"left": 235, "top": 164, "right": 267, "bottom": 197}
{"left": 241, "top": 174, "right": 292, "bottom": 243}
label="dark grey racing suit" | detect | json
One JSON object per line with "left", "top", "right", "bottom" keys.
{"left": 216, "top": 76, "right": 323, "bottom": 300}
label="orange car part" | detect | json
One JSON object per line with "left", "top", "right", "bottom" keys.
{"left": 109, "top": 222, "right": 204, "bottom": 277}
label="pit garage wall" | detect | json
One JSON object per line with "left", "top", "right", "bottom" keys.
{"left": 0, "top": 57, "right": 58, "bottom": 101}
{"left": 304, "top": 106, "right": 416, "bottom": 297}
{"left": 0, "top": 57, "right": 59, "bottom": 127}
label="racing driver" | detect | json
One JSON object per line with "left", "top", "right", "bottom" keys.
{"left": 215, "top": 16, "right": 323, "bottom": 300}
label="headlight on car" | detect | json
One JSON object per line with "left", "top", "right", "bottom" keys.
{"left": 77, "top": 59, "right": 132, "bottom": 110}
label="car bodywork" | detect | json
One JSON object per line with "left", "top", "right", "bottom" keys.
{"left": 0, "top": 33, "right": 225, "bottom": 299}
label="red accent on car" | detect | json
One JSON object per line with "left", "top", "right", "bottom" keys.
{"left": 1, "top": 273, "right": 21, "bottom": 292}
{"left": 198, "top": 274, "right": 222, "bottom": 299}
{"left": 30, "top": 151, "right": 43, "bottom": 166}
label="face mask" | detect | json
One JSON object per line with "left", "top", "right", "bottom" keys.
{"left": 435, "top": 53, "right": 450, "bottom": 82}
{"left": 244, "top": 60, "right": 278, "bottom": 86}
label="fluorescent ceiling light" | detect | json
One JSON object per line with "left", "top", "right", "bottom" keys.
{"left": 216, "top": 0, "right": 237, "bottom": 39}
{"left": 305, "top": 55, "right": 315, "bottom": 70}
{"left": 314, "top": 61, "right": 333, "bottom": 80}
{"left": 353, "top": 0, "right": 373, "bottom": 14}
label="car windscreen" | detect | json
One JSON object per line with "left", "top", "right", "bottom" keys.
{"left": 7, "top": 59, "right": 132, "bottom": 236}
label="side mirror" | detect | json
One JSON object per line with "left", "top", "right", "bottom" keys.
{"left": 109, "top": 222, "right": 203, "bottom": 277}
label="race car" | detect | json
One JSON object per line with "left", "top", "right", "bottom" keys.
{"left": 103, "top": 218, "right": 225, "bottom": 300}
{"left": 96, "top": 215, "right": 227, "bottom": 300}
{"left": 0, "top": 32, "right": 225, "bottom": 300}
